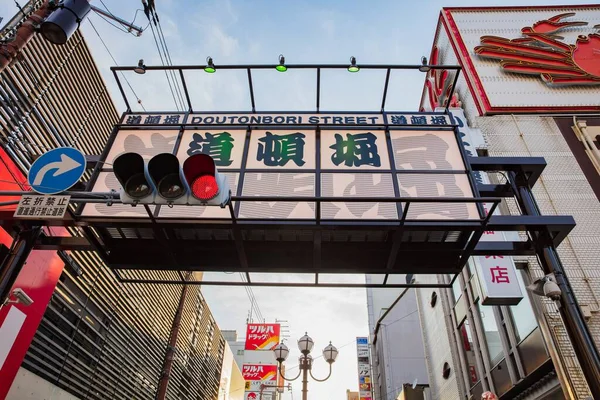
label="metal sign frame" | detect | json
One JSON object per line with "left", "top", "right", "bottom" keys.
{"left": 0, "top": 64, "right": 576, "bottom": 289}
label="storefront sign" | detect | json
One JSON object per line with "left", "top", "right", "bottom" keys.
{"left": 356, "top": 337, "right": 373, "bottom": 400}
{"left": 245, "top": 323, "right": 280, "bottom": 350}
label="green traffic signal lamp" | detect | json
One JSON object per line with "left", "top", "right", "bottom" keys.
{"left": 276, "top": 54, "right": 287, "bottom": 72}
{"left": 348, "top": 56, "right": 359, "bottom": 73}
{"left": 204, "top": 57, "right": 216, "bottom": 73}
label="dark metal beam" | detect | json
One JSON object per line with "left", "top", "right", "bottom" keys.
{"left": 112, "top": 64, "right": 462, "bottom": 72}
{"left": 476, "top": 183, "right": 514, "bottom": 197}
{"left": 116, "top": 278, "right": 453, "bottom": 288}
{"left": 34, "top": 236, "right": 92, "bottom": 251}
{"left": 468, "top": 156, "right": 546, "bottom": 188}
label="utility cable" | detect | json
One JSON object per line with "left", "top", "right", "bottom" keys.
{"left": 146, "top": 16, "right": 180, "bottom": 110}
{"left": 151, "top": 9, "right": 186, "bottom": 109}
{"left": 88, "top": 19, "right": 146, "bottom": 111}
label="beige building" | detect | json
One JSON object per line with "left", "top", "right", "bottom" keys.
{"left": 1, "top": 3, "right": 230, "bottom": 399}
{"left": 416, "top": 5, "right": 600, "bottom": 400}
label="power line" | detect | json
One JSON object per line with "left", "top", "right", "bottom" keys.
{"left": 87, "top": 19, "right": 146, "bottom": 111}
{"left": 151, "top": 10, "right": 186, "bottom": 109}
{"left": 146, "top": 15, "right": 180, "bottom": 110}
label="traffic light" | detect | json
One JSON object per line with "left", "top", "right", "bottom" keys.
{"left": 113, "top": 153, "right": 154, "bottom": 204}
{"left": 113, "top": 153, "right": 230, "bottom": 207}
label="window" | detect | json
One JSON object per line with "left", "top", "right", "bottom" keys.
{"left": 460, "top": 320, "right": 479, "bottom": 386}
{"left": 452, "top": 275, "right": 462, "bottom": 303}
{"left": 237, "top": 349, "right": 244, "bottom": 356}
{"left": 479, "top": 304, "right": 503, "bottom": 365}
{"left": 510, "top": 270, "right": 538, "bottom": 342}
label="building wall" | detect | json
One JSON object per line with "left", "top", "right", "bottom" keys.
{"left": 0, "top": 29, "right": 117, "bottom": 170}
{"left": 0, "top": 8, "right": 227, "bottom": 399}
{"left": 414, "top": 275, "right": 462, "bottom": 400}
{"left": 418, "top": 6, "right": 600, "bottom": 399}
{"left": 473, "top": 114, "right": 600, "bottom": 398}
{"left": 7, "top": 367, "right": 79, "bottom": 400}
{"left": 367, "top": 275, "right": 429, "bottom": 400}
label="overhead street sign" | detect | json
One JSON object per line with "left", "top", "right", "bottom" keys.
{"left": 27, "top": 147, "right": 86, "bottom": 195}
{"left": 13, "top": 195, "right": 70, "bottom": 219}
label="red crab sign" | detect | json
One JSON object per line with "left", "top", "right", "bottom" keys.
{"left": 474, "top": 13, "right": 600, "bottom": 86}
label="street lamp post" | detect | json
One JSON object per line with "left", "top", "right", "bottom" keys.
{"left": 273, "top": 333, "right": 339, "bottom": 400}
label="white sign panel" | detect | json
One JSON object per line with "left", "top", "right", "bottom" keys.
{"left": 84, "top": 112, "right": 477, "bottom": 223}
{"left": 13, "top": 195, "right": 70, "bottom": 219}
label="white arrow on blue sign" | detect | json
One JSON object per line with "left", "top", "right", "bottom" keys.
{"left": 27, "top": 147, "right": 86, "bottom": 195}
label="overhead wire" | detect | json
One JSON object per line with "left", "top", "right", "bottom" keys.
{"left": 145, "top": 14, "right": 180, "bottom": 110}
{"left": 151, "top": 9, "right": 186, "bottom": 109}
{"left": 87, "top": 19, "right": 146, "bottom": 111}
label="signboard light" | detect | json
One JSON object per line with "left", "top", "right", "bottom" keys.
{"left": 134, "top": 59, "right": 146, "bottom": 75}
{"left": 348, "top": 56, "right": 359, "bottom": 73}
{"left": 419, "top": 56, "right": 430, "bottom": 73}
{"left": 276, "top": 55, "right": 287, "bottom": 72}
{"left": 204, "top": 56, "right": 216, "bottom": 73}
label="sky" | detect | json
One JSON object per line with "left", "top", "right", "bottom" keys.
{"left": 0, "top": 0, "right": 593, "bottom": 399}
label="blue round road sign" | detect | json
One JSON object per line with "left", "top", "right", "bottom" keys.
{"left": 27, "top": 147, "right": 86, "bottom": 195}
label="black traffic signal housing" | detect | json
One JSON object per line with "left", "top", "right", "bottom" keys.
{"left": 113, "top": 152, "right": 230, "bottom": 207}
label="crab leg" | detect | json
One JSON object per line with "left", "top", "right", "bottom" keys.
{"left": 523, "top": 32, "right": 572, "bottom": 52}
{"left": 476, "top": 36, "right": 569, "bottom": 59}
{"left": 501, "top": 62, "right": 586, "bottom": 77}
{"left": 542, "top": 74, "right": 600, "bottom": 86}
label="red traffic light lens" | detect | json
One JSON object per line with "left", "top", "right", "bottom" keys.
{"left": 191, "top": 175, "right": 219, "bottom": 200}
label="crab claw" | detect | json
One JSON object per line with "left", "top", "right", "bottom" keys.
{"left": 522, "top": 12, "right": 588, "bottom": 35}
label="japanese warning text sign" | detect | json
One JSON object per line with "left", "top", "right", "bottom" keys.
{"left": 83, "top": 112, "right": 480, "bottom": 222}
{"left": 245, "top": 323, "right": 280, "bottom": 350}
{"left": 13, "top": 195, "right": 70, "bottom": 219}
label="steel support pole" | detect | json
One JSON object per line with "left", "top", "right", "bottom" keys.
{"left": 156, "top": 274, "right": 190, "bottom": 400}
{"left": 510, "top": 172, "right": 600, "bottom": 398}
{"left": 302, "top": 363, "right": 308, "bottom": 400}
{"left": 0, "top": 226, "right": 41, "bottom": 304}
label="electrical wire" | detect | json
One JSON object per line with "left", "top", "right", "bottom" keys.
{"left": 152, "top": 11, "right": 186, "bottom": 109}
{"left": 87, "top": 19, "right": 146, "bottom": 111}
{"left": 146, "top": 16, "right": 180, "bottom": 110}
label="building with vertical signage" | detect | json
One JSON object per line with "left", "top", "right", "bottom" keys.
{"left": 366, "top": 275, "right": 428, "bottom": 400}
{"left": 0, "top": 4, "right": 228, "bottom": 399}
{"left": 415, "top": 5, "right": 600, "bottom": 400}
{"left": 224, "top": 324, "right": 281, "bottom": 400}
{"left": 356, "top": 337, "right": 374, "bottom": 400}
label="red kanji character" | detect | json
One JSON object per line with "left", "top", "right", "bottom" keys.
{"left": 490, "top": 266, "right": 510, "bottom": 283}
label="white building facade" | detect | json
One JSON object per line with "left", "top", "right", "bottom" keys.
{"left": 366, "top": 275, "right": 429, "bottom": 400}
{"left": 416, "top": 5, "right": 600, "bottom": 400}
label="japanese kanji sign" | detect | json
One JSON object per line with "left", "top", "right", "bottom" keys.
{"left": 245, "top": 323, "right": 280, "bottom": 350}
{"left": 13, "top": 195, "right": 70, "bottom": 219}
{"left": 122, "top": 113, "right": 451, "bottom": 127}
{"left": 242, "top": 364, "right": 277, "bottom": 381}
{"left": 83, "top": 112, "right": 478, "bottom": 222}
{"left": 356, "top": 337, "right": 372, "bottom": 400}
